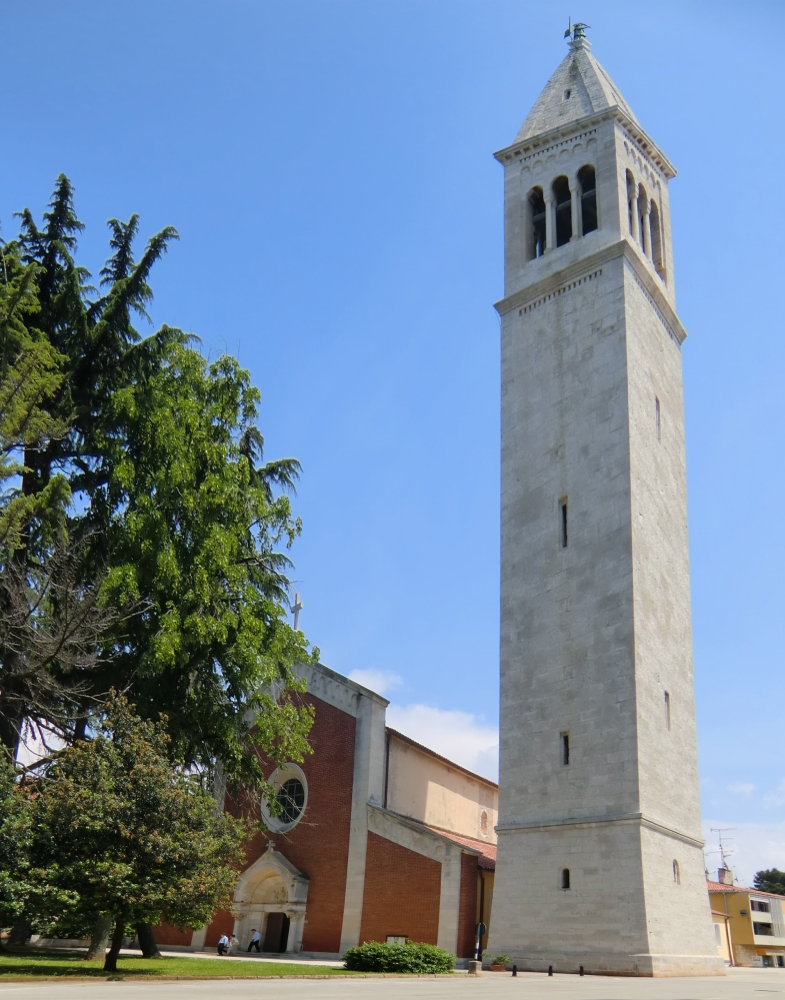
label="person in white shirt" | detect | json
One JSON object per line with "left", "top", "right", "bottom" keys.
{"left": 217, "top": 933, "right": 229, "bottom": 956}
{"left": 248, "top": 928, "right": 261, "bottom": 953}
{"left": 228, "top": 935, "right": 239, "bottom": 956}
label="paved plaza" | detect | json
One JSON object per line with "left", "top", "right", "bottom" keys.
{"left": 1, "top": 968, "right": 785, "bottom": 1000}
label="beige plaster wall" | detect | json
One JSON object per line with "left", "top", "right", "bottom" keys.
{"left": 385, "top": 736, "right": 497, "bottom": 843}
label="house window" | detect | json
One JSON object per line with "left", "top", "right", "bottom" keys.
{"left": 561, "top": 868, "right": 571, "bottom": 890}
{"left": 387, "top": 935, "right": 408, "bottom": 945}
{"left": 672, "top": 860, "right": 680, "bottom": 884}
{"left": 480, "top": 810, "right": 489, "bottom": 836}
{"left": 752, "top": 900, "right": 771, "bottom": 913}
{"left": 561, "top": 732, "right": 570, "bottom": 766}
{"left": 664, "top": 691, "right": 670, "bottom": 730}
{"left": 755, "top": 923, "right": 774, "bottom": 937}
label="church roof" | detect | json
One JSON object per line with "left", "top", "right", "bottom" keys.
{"left": 424, "top": 825, "right": 497, "bottom": 870}
{"left": 514, "top": 39, "right": 637, "bottom": 144}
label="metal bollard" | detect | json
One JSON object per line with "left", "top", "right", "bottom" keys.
{"left": 548, "top": 965, "right": 553, "bottom": 976}
{"left": 579, "top": 965, "right": 584, "bottom": 976}
{"left": 512, "top": 964, "right": 517, "bottom": 977}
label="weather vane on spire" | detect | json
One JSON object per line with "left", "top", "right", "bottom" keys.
{"left": 564, "top": 19, "right": 590, "bottom": 42}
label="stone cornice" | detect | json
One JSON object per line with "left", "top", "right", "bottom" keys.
{"left": 297, "top": 661, "right": 389, "bottom": 718}
{"left": 495, "top": 107, "right": 676, "bottom": 180}
{"left": 496, "top": 811, "right": 704, "bottom": 850}
{"left": 494, "top": 239, "right": 687, "bottom": 345}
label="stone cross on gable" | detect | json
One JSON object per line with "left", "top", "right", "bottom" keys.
{"left": 292, "top": 592, "right": 303, "bottom": 632}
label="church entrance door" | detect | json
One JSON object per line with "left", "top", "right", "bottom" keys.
{"left": 263, "top": 912, "right": 290, "bottom": 952}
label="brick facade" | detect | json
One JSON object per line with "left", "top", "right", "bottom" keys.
{"left": 359, "top": 831, "right": 441, "bottom": 945}
{"left": 154, "top": 923, "right": 193, "bottom": 947}
{"left": 457, "top": 852, "right": 479, "bottom": 958}
{"left": 210, "top": 693, "right": 356, "bottom": 954}
{"left": 205, "top": 908, "right": 235, "bottom": 947}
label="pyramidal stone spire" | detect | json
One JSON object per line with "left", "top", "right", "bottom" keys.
{"left": 515, "top": 35, "right": 638, "bottom": 144}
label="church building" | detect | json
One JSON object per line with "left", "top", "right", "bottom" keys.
{"left": 156, "top": 662, "right": 497, "bottom": 958}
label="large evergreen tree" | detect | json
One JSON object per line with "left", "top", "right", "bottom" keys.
{"left": 0, "top": 176, "right": 315, "bottom": 793}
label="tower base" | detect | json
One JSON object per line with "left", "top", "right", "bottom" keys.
{"left": 499, "top": 950, "right": 725, "bottom": 978}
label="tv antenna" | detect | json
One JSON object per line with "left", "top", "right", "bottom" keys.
{"left": 710, "top": 827, "right": 737, "bottom": 870}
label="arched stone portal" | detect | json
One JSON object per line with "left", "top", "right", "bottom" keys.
{"left": 233, "top": 849, "right": 309, "bottom": 953}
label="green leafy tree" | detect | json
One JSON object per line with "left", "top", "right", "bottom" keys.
{"left": 754, "top": 869, "right": 785, "bottom": 895}
{"left": 31, "top": 695, "right": 249, "bottom": 972}
{"left": 98, "top": 341, "right": 314, "bottom": 794}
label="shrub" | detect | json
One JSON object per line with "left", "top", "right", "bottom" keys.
{"left": 489, "top": 954, "right": 511, "bottom": 966}
{"left": 343, "top": 941, "right": 455, "bottom": 973}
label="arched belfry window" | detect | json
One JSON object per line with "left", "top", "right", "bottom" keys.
{"left": 626, "top": 170, "right": 637, "bottom": 238}
{"left": 577, "top": 165, "right": 597, "bottom": 234}
{"left": 527, "top": 186, "right": 546, "bottom": 261}
{"left": 650, "top": 199, "right": 664, "bottom": 278}
{"left": 552, "top": 175, "right": 572, "bottom": 247}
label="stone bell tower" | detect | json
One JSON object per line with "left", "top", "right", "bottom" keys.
{"left": 487, "top": 27, "right": 722, "bottom": 976}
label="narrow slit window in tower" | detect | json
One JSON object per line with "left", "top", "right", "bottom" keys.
{"left": 560, "top": 498, "right": 568, "bottom": 548}
{"left": 561, "top": 868, "right": 571, "bottom": 890}
{"left": 561, "top": 732, "right": 570, "bottom": 766}
{"left": 528, "top": 187, "right": 546, "bottom": 260}
{"left": 655, "top": 396, "right": 661, "bottom": 441}
{"left": 664, "top": 691, "right": 671, "bottom": 730}
{"left": 673, "top": 860, "right": 680, "bottom": 884}
{"left": 577, "top": 165, "right": 597, "bottom": 234}
{"left": 552, "top": 175, "right": 572, "bottom": 247}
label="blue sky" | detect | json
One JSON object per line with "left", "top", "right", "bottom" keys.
{"left": 3, "top": 1, "right": 783, "bottom": 883}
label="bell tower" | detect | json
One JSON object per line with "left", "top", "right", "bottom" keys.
{"left": 487, "top": 28, "right": 722, "bottom": 976}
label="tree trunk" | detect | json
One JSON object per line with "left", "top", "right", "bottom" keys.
{"left": 135, "top": 922, "right": 162, "bottom": 958}
{"left": 85, "top": 915, "right": 112, "bottom": 960}
{"left": 7, "top": 918, "right": 31, "bottom": 946}
{"left": 103, "top": 914, "right": 126, "bottom": 973}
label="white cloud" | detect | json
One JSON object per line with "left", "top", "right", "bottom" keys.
{"left": 348, "top": 668, "right": 403, "bottom": 696}
{"left": 764, "top": 779, "right": 785, "bottom": 808}
{"left": 728, "top": 783, "right": 755, "bottom": 796}
{"left": 703, "top": 819, "right": 785, "bottom": 888}
{"left": 385, "top": 703, "right": 498, "bottom": 782}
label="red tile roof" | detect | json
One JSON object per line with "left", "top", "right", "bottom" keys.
{"left": 423, "top": 824, "right": 497, "bottom": 870}
{"left": 707, "top": 879, "right": 785, "bottom": 900}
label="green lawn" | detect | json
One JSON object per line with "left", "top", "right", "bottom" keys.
{"left": 0, "top": 948, "right": 352, "bottom": 978}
